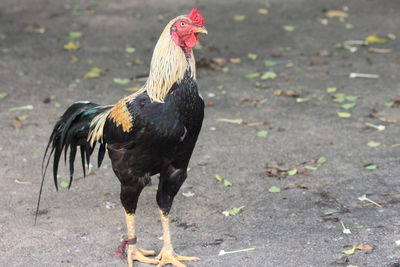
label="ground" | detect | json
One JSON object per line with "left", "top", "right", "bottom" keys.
{"left": 1, "top": 0, "right": 400, "bottom": 266}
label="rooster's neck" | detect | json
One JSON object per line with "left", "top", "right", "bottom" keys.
{"left": 127, "top": 15, "right": 196, "bottom": 104}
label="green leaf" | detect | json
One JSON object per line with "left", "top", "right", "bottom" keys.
{"left": 66, "top": 31, "right": 83, "bottom": 41}
{"left": 367, "top": 141, "right": 381, "bottom": 147}
{"left": 260, "top": 71, "right": 277, "bottom": 80}
{"left": 125, "top": 47, "right": 136, "bottom": 53}
{"left": 263, "top": 60, "right": 277, "bottom": 67}
{"left": 113, "top": 78, "right": 130, "bottom": 85}
{"left": 287, "top": 169, "right": 297, "bottom": 176}
{"left": 384, "top": 102, "right": 394, "bottom": 108}
{"left": 355, "top": 225, "right": 364, "bottom": 229}
{"left": 214, "top": 174, "right": 222, "bottom": 182}
{"left": 337, "top": 112, "right": 351, "bottom": 118}
{"left": 223, "top": 179, "right": 233, "bottom": 187}
{"left": 234, "top": 15, "right": 246, "bottom": 21}
{"left": 334, "top": 97, "right": 346, "bottom": 103}
{"left": 341, "top": 103, "right": 356, "bottom": 110}
{"left": 290, "top": 212, "right": 298, "bottom": 217}
{"left": 221, "top": 66, "right": 230, "bottom": 73}
{"left": 60, "top": 181, "right": 69, "bottom": 188}
{"left": 296, "top": 97, "right": 310, "bottom": 103}
{"left": 364, "top": 164, "right": 378, "bottom": 170}
{"left": 223, "top": 206, "right": 245, "bottom": 216}
{"left": 283, "top": 25, "right": 295, "bottom": 31}
{"left": 345, "top": 96, "right": 358, "bottom": 101}
{"left": 244, "top": 73, "right": 260, "bottom": 79}
{"left": 305, "top": 165, "right": 318, "bottom": 171}
{"left": 317, "top": 156, "right": 327, "bottom": 164}
{"left": 257, "top": 130, "right": 268, "bottom": 138}
{"left": 326, "top": 87, "right": 337, "bottom": 93}
{"left": 268, "top": 186, "right": 281, "bottom": 193}
{"left": 0, "top": 92, "right": 8, "bottom": 99}
{"left": 247, "top": 53, "right": 257, "bottom": 60}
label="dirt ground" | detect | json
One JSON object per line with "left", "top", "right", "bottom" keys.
{"left": 1, "top": 0, "right": 400, "bottom": 266}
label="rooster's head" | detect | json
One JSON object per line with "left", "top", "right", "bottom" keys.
{"left": 171, "top": 8, "right": 207, "bottom": 56}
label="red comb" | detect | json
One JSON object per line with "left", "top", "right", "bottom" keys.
{"left": 187, "top": 8, "right": 205, "bottom": 26}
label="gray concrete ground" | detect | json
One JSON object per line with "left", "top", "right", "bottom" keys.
{"left": 1, "top": 0, "right": 400, "bottom": 266}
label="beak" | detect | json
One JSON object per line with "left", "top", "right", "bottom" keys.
{"left": 196, "top": 26, "right": 208, "bottom": 34}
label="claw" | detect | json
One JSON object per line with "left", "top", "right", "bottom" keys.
{"left": 156, "top": 249, "right": 199, "bottom": 267}
{"left": 127, "top": 245, "right": 159, "bottom": 267}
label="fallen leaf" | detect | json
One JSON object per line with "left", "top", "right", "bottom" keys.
{"left": 244, "top": 73, "right": 260, "bottom": 79}
{"left": 215, "top": 174, "right": 222, "bottom": 182}
{"left": 263, "top": 60, "right": 277, "bottom": 67}
{"left": 337, "top": 112, "right": 351, "bottom": 118}
{"left": 387, "top": 33, "right": 396, "bottom": 40}
{"left": 326, "top": 87, "right": 337, "bottom": 93}
{"left": 305, "top": 165, "right": 318, "bottom": 171}
{"left": 14, "top": 178, "right": 33, "bottom": 184}
{"left": 233, "top": 15, "right": 246, "bottom": 21}
{"left": 8, "top": 105, "right": 34, "bottom": 111}
{"left": 367, "top": 141, "right": 381, "bottom": 147}
{"left": 247, "top": 53, "right": 257, "bottom": 60}
{"left": 260, "top": 71, "right": 277, "bottom": 80}
{"left": 182, "top": 191, "right": 195, "bottom": 197}
{"left": 366, "top": 34, "right": 388, "bottom": 44}
{"left": 325, "top": 10, "right": 348, "bottom": 18}
{"left": 287, "top": 169, "right": 297, "bottom": 176}
{"left": 290, "top": 212, "right": 298, "bottom": 217}
{"left": 125, "top": 46, "right": 136, "bottom": 53}
{"left": 223, "top": 179, "right": 233, "bottom": 187}
{"left": 69, "top": 55, "right": 79, "bottom": 62}
{"left": 284, "top": 91, "right": 300, "bottom": 97}
{"left": 257, "top": 130, "right": 268, "bottom": 138}
{"left": 24, "top": 23, "right": 45, "bottom": 34}
{"left": 63, "top": 41, "right": 80, "bottom": 51}
{"left": 0, "top": 92, "right": 8, "bottom": 99}
{"left": 113, "top": 78, "right": 130, "bottom": 85}
{"left": 368, "top": 47, "right": 393, "bottom": 53}
{"left": 257, "top": 8, "right": 269, "bottom": 15}
{"left": 296, "top": 97, "right": 310, "bottom": 103}
{"left": 319, "top": 50, "right": 331, "bottom": 57}
{"left": 283, "top": 25, "right": 295, "bottom": 32}
{"left": 246, "top": 121, "right": 268, "bottom": 127}
{"left": 317, "top": 156, "right": 327, "bottom": 164}
{"left": 222, "top": 206, "right": 245, "bottom": 216}
{"left": 384, "top": 102, "right": 394, "bottom": 108}
{"left": 60, "top": 181, "right": 69, "bottom": 189}
{"left": 84, "top": 67, "right": 103, "bottom": 79}
{"left": 274, "top": 89, "right": 282, "bottom": 96}
{"left": 268, "top": 186, "right": 281, "bottom": 193}
{"left": 221, "top": 66, "right": 229, "bottom": 73}
{"left": 217, "top": 118, "right": 243, "bottom": 124}
{"left": 364, "top": 163, "right": 378, "bottom": 170}
{"left": 341, "top": 103, "right": 356, "bottom": 110}
{"left": 230, "top": 58, "right": 241, "bottom": 64}
{"left": 66, "top": 31, "right": 83, "bottom": 41}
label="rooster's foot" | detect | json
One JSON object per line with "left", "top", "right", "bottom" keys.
{"left": 156, "top": 248, "right": 199, "bottom": 267}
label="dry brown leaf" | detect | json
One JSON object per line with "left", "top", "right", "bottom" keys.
{"left": 217, "top": 118, "right": 243, "bottom": 124}
{"left": 240, "top": 97, "right": 250, "bottom": 102}
{"left": 369, "top": 113, "right": 397, "bottom": 124}
{"left": 230, "top": 58, "right": 241, "bottom": 64}
{"left": 325, "top": 10, "right": 348, "bottom": 18}
{"left": 274, "top": 89, "right": 283, "bottom": 96}
{"left": 319, "top": 50, "right": 331, "bottom": 57}
{"left": 246, "top": 121, "right": 268, "bottom": 127}
{"left": 284, "top": 90, "right": 300, "bottom": 97}
{"left": 333, "top": 93, "right": 346, "bottom": 98}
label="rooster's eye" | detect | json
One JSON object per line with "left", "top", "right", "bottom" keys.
{"left": 180, "top": 22, "right": 186, "bottom": 27}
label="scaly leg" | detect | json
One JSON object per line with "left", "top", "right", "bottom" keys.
{"left": 118, "top": 212, "right": 158, "bottom": 267}
{"left": 156, "top": 209, "right": 199, "bottom": 267}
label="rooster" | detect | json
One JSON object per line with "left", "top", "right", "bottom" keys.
{"left": 37, "top": 8, "right": 207, "bottom": 267}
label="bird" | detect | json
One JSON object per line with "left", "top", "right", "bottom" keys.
{"left": 36, "top": 8, "right": 207, "bottom": 267}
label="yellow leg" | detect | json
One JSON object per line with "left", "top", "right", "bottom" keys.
{"left": 123, "top": 212, "right": 158, "bottom": 267}
{"left": 156, "top": 209, "right": 200, "bottom": 267}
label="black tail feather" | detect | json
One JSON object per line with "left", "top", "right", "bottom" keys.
{"left": 35, "top": 102, "right": 111, "bottom": 223}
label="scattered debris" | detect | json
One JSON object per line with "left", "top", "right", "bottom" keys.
{"left": 340, "top": 220, "right": 351, "bottom": 234}
{"left": 182, "top": 191, "right": 195, "bottom": 197}
{"left": 218, "top": 247, "right": 255, "bottom": 256}
{"left": 369, "top": 113, "right": 397, "bottom": 124}
{"left": 63, "top": 41, "right": 80, "bottom": 51}
{"left": 325, "top": 10, "right": 348, "bottom": 19}
{"left": 364, "top": 123, "right": 385, "bottom": 131}
{"left": 349, "top": 73, "right": 380, "bottom": 79}
{"left": 24, "top": 23, "right": 45, "bottom": 34}
{"left": 222, "top": 206, "right": 245, "bottom": 216}
{"left": 257, "top": 130, "right": 268, "bottom": 138}
{"left": 343, "top": 244, "right": 373, "bottom": 255}
{"left": 84, "top": 67, "right": 103, "bottom": 79}
{"left": 233, "top": 15, "right": 246, "bottom": 21}
{"left": 8, "top": 105, "right": 33, "bottom": 111}
{"left": 358, "top": 194, "right": 382, "bottom": 208}
{"left": 113, "top": 78, "right": 130, "bottom": 85}
{"left": 268, "top": 186, "right": 281, "bottom": 193}
{"left": 364, "top": 163, "right": 378, "bottom": 171}
{"left": 283, "top": 25, "right": 295, "bottom": 32}
{"left": 216, "top": 118, "right": 243, "bottom": 124}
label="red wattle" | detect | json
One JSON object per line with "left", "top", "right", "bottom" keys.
{"left": 184, "top": 34, "right": 197, "bottom": 48}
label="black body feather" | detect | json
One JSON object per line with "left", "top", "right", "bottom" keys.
{"left": 36, "top": 71, "right": 204, "bottom": 221}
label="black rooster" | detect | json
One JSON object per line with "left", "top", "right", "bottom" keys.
{"left": 37, "top": 8, "right": 207, "bottom": 267}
